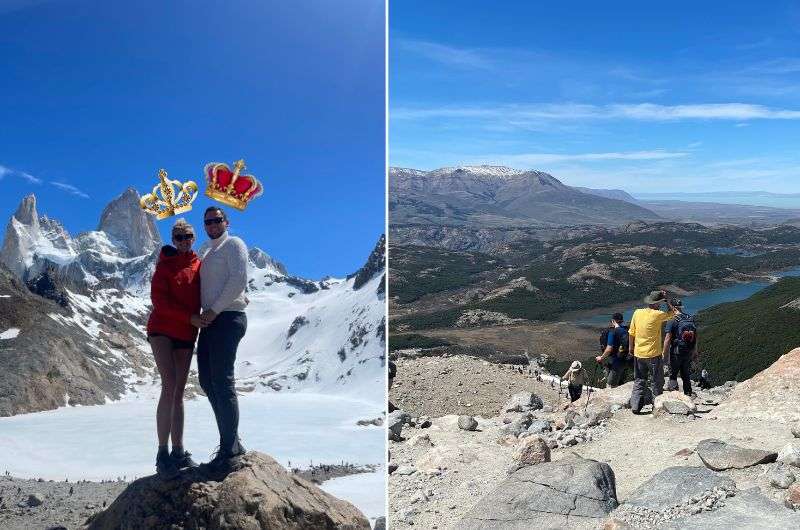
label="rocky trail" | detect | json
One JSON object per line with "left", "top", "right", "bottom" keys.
{"left": 388, "top": 348, "right": 800, "bottom": 529}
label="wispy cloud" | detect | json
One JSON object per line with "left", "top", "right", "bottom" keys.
{"left": 52, "top": 181, "right": 89, "bottom": 199}
{"left": 476, "top": 150, "right": 688, "bottom": 165}
{"left": 393, "top": 102, "right": 800, "bottom": 125}
{"left": 1, "top": 163, "right": 88, "bottom": 198}
{"left": 394, "top": 38, "right": 492, "bottom": 69}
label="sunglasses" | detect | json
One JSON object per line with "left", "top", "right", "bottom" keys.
{"left": 173, "top": 233, "right": 194, "bottom": 242}
{"left": 204, "top": 217, "right": 225, "bottom": 226}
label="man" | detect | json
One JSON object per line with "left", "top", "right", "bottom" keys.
{"left": 196, "top": 206, "right": 249, "bottom": 470}
{"left": 665, "top": 299, "right": 698, "bottom": 396}
{"left": 628, "top": 290, "right": 678, "bottom": 413}
{"left": 595, "top": 312, "right": 630, "bottom": 388}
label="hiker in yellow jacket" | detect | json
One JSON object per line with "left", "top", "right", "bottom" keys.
{"left": 628, "top": 290, "right": 679, "bottom": 413}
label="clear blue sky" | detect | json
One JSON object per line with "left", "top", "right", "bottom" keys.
{"left": 0, "top": 0, "right": 385, "bottom": 279}
{"left": 390, "top": 1, "right": 800, "bottom": 195}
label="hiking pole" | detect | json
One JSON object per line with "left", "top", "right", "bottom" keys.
{"left": 585, "top": 362, "right": 600, "bottom": 413}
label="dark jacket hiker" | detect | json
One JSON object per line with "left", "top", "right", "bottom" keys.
{"left": 665, "top": 300, "right": 698, "bottom": 396}
{"left": 596, "top": 313, "right": 630, "bottom": 388}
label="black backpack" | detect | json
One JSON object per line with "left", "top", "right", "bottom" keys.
{"left": 674, "top": 314, "right": 697, "bottom": 354}
{"left": 600, "top": 325, "right": 630, "bottom": 359}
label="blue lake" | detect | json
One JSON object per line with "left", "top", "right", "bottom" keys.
{"left": 570, "top": 266, "right": 800, "bottom": 327}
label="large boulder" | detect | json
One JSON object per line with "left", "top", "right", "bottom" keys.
{"left": 653, "top": 392, "right": 696, "bottom": 416}
{"left": 503, "top": 392, "right": 543, "bottom": 413}
{"left": 662, "top": 489, "right": 800, "bottom": 529}
{"left": 84, "top": 452, "right": 369, "bottom": 530}
{"left": 696, "top": 439, "right": 777, "bottom": 471}
{"left": 612, "top": 467, "right": 736, "bottom": 528}
{"left": 778, "top": 443, "right": 800, "bottom": 468}
{"left": 458, "top": 455, "right": 618, "bottom": 529}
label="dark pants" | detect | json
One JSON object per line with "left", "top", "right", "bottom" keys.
{"left": 197, "top": 311, "right": 247, "bottom": 454}
{"left": 568, "top": 384, "right": 583, "bottom": 402}
{"left": 630, "top": 356, "right": 664, "bottom": 412}
{"left": 667, "top": 351, "right": 692, "bottom": 395}
{"left": 604, "top": 358, "right": 628, "bottom": 388}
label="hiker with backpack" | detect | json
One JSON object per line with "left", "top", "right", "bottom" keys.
{"left": 628, "top": 290, "right": 679, "bottom": 414}
{"left": 665, "top": 298, "right": 698, "bottom": 396}
{"left": 562, "top": 361, "right": 589, "bottom": 403}
{"left": 595, "top": 312, "right": 630, "bottom": 388}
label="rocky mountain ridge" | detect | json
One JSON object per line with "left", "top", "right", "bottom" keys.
{"left": 390, "top": 165, "right": 660, "bottom": 229}
{"left": 0, "top": 190, "right": 386, "bottom": 415}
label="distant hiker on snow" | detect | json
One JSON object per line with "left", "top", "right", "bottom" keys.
{"left": 197, "top": 206, "right": 250, "bottom": 471}
{"left": 664, "top": 298, "right": 698, "bottom": 396}
{"left": 562, "top": 361, "right": 588, "bottom": 403}
{"left": 628, "top": 290, "right": 678, "bottom": 413}
{"left": 595, "top": 312, "right": 630, "bottom": 388}
{"left": 146, "top": 218, "right": 203, "bottom": 477}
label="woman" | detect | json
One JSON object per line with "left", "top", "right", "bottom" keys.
{"left": 146, "top": 218, "right": 204, "bottom": 477}
{"left": 562, "top": 360, "right": 588, "bottom": 403}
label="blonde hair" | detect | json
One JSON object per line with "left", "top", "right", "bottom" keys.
{"left": 171, "top": 218, "right": 194, "bottom": 235}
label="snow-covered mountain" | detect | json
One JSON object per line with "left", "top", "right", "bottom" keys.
{"left": 0, "top": 190, "right": 386, "bottom": 416}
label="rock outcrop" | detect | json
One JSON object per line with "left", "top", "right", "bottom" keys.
{"left": 84, "top": 452, "right": 370, "bottom": 530}
{"left": 458, "top": 455, "right": 618, "bottom": 529}
{"left": 696, "top": 439, "right": 777, "bottom": 471}
{"left": 96, "top": 187, "right": 160, "bottom": 258}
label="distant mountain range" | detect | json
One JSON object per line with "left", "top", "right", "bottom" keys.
{"left": 390, "top": 166, "right": 800, "bottom": 239}
{"left": 390, "top": 166, "right": 660, "bottom": 228}
{"left": 0, "top": 191, "right": 386, "bottom": 416}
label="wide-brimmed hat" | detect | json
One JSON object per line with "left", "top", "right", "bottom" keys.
{"left": 570, "top": 361, "right": 582, "bottom": 371}
{"left": 643, "top": 290, "right": 666, "bottom": 304}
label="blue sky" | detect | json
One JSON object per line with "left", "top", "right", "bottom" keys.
{"left": 0, "top": 0, "right": 385, "bottom": 279}
{"left": 390, "top": 1, "right": 800, "bottom": 195}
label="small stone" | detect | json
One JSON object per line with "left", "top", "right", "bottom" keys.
{"left": 26, "top": 494, "right": 43, "bottom": 507}
{"left": 792, "top": 423, "right": 800, "bottom": 439}
{"left": 458, "top": 415, "right": 478, "bottom": 431}
{"left": 510, "top": 436, "right": 551, "bottom": 471}
{"left": 395, "top": 466, "right": 416, "bottom": 476}
{"left": 786, "top": 483, "right": 800, "bottom": 510}
{"left": 779, "top": 443, "right": 800, "bottom": 468}
{"left": 410, "top": 434, "right": 434, "bottom": 449}
{"left": 770, "top": 465, "right": 796, "bottom": 489}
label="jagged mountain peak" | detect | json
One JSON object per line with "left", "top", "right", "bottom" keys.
{"left": 13, "top": 193, "right": 39, "bottom": 228}
{"left": 97, "top": 188, "right": 161, "bottom": 257}
{"left": 248, "top": 247, "right": 288, "bottom": 276}
{"left": 350, "top": 234, "right": 386, "bottom": 290}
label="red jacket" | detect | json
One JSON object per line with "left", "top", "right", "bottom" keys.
{"left": 146, "top": 246, "right": 202, "bottom": 342}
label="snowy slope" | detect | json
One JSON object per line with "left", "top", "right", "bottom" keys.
{"left": 0, "top": 191, "right": 387, "bottom": 413}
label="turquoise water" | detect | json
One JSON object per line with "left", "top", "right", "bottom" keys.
{"left": 572, "top": 266, "right": 800, "bottom": 326}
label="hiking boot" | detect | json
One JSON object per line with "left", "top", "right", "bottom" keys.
{"left": 156, "top": 448, "right": 179, "bottom": 479}
{"left": 171, "top": 448, "right": 198, "bottom": 469}
{"left": 205, "top": 441, "right": 247, "bottom": 472}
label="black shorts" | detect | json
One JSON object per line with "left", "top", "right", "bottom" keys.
{"left": 148, "top": 333, "right": 195, "bottom": 351}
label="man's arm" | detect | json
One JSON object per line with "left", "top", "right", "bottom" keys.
{"left": 662, "top": 332, "right": 672, "bottom": 362}
{"left": 628, "top": 333, "right": 635, "bottom": 357}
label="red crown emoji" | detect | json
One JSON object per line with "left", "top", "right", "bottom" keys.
{"left": 204, "top": 159, "right": 263, "bottom": 211}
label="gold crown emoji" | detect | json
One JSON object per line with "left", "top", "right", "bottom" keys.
{"left": 140, "top": 169, "right": 199, "bottom": 220}
{"left": 204, "top": 159, "right": 263, "bottom": 211}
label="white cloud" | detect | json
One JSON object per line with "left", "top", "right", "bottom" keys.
{"left": 52, "top": 182, "right": 89, "bottom": 199}
{"left": 476, "top": 150, "right": 688, "bottom": 165}
{"left": 394, "top": 39, "right": 492, "bottom": 69}
{"left": 392, "top": 102, "right": 800, "bottom": 123}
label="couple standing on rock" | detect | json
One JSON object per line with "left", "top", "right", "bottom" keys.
{"left": 145, "top": 206, "right": 249, "bottom": 477}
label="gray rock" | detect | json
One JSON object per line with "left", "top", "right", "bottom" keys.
{"left": 458, "top": 455, "right": 618, "bottom": 529}
{"left": 388, "top": 410, "right": 411, "bottom": 441}
{"left": 26, "top": 493, "right": 44, "bottom": 507}
{"left": 697, "top": 439, "right": 777, "bottom": 471}
{"left": 792, "top": 423, "right": 800, "bottom": 439}
{"left": 85, "top": 452, "right": 370, "bottom": 529}
{"left": 395, "top": 466, "right": 416, "bottom": 476}
{"left": 527, "top": 419, "right": 552, "bottom": 434}
{"left": 500, "top": 413, "right": 533, "bottom": 437}
{"left": 662, "top": 489, "right": 800, "bottom": 530}
{"left": 770, "top": 465, "right": 796, "bottom": 489}
{"left": 458, "top": 415, "right": 478, "bottom": 431}
{"left": 778, "top": 443, "right": 800, "bottom": 468}
{"left": 374, "top": 516, "right": 386, "bottom": 530}
{"left": 503, "top": 392, "right": 543, "bottom": 413}
{"left": 624, "top": 466, "right": 735, "bottom": 511}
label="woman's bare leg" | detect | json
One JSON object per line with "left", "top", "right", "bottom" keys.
{"left": 170, "top": 348, "right": 193, "bottom": 449}
{"left": 151, "top": 336, "right": 177, "bottom": 447}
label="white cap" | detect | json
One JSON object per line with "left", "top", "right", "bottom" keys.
{"left": 570, "top": 361, "right": 582, "bottom": 371}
